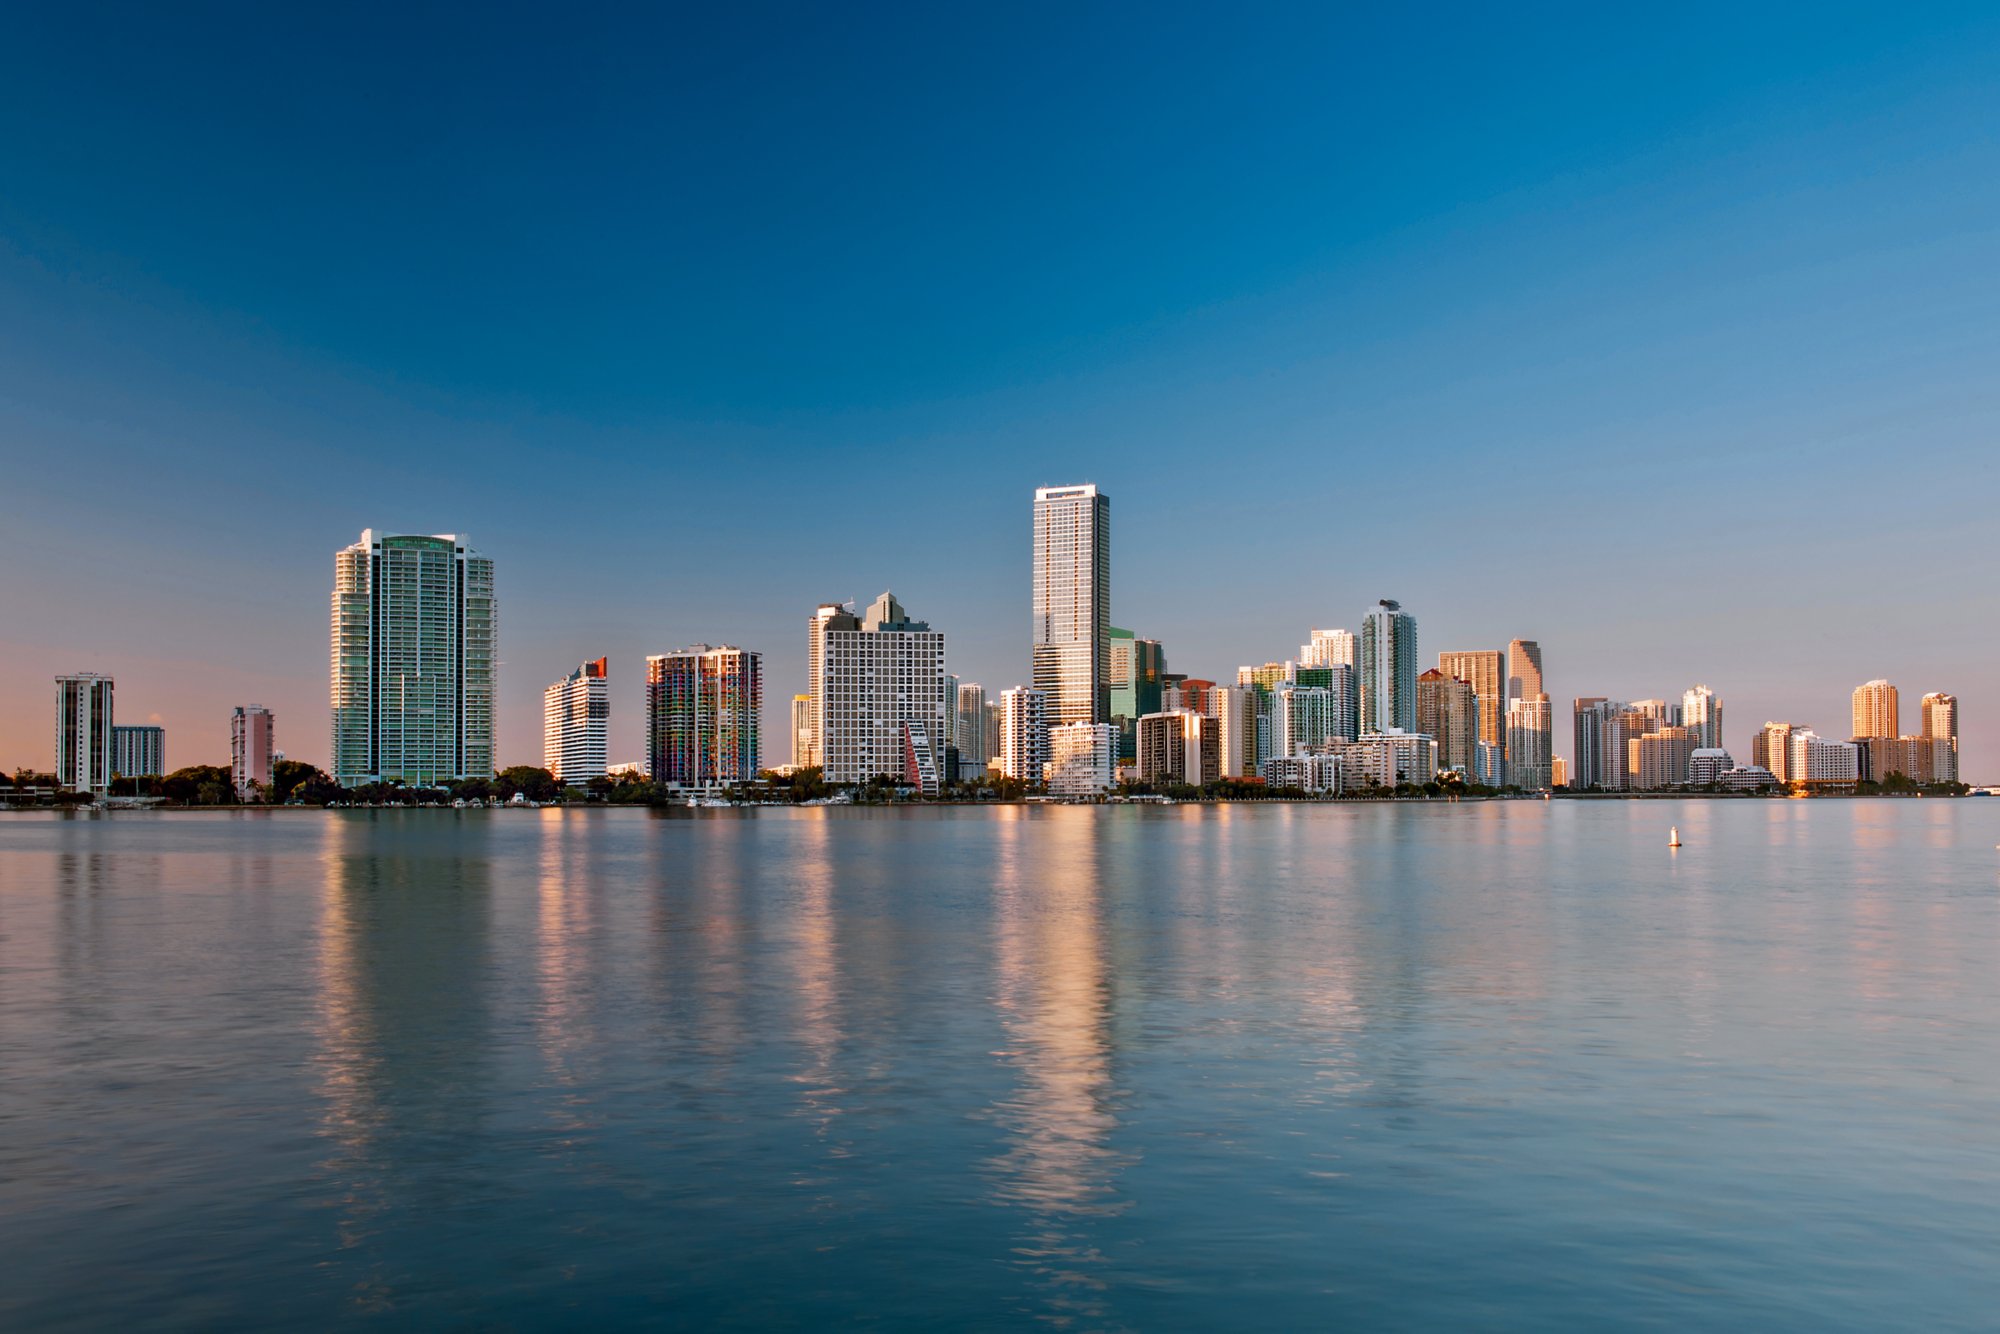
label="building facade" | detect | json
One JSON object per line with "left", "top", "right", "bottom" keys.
{"left": 813, "top": 593, "right": 947, "bottom": 788}
{"left": 1300, "top": 628, "right": 1357, "bottom": 669}
{"left": 56, "top": 673, "right": 115, "bottom": 794}
{"left": 1687, "top": 748, "right": 1734, "bottom": 786}
{"left": 1789, "top": 730, "right": 1860, "bottom": 789}
{"left": 1359, "top": 599, "right": 1418, "bottom": 734}
{"left": 1416, "top": 669, "right": 1479, "bottom": 775}
{"left": 1032, "top": 484, "right": 1111, "bottom": 727}
{"left": 791, "top": 694, "right": 813, "bottom": 769}
{"left": 1682, "top": 684, "right": 1724, "bottom": 751}
{"left": 1213, "top": 685, "right": 1259, "bottom": 778}
{"left": 1852, "top": 679, "right": 1899, "bottom": 740}
{"left": 955, "top": 683, "right": 988, "bottom": 774}
{"left": 1323, "top": 731, "right": 1439, "bottom": 789}
{"left": 1047, "top": 722, "right": 1118, "bottom": 796}
{"left": 1137, "top": 711, "right": 1218, "bottom": 787}
{"left": 647, "top": 645, "right": 762, "bottom": 789}
{"left": 1438, "top": 649, "right": 1505, "bottom": 757}
{"left": 112, "top": 724, "right": 165, "bottom": 780}
{"left": 1273, "top": 684, "right": 1342, "bottom": 758}
{"left": 1628, "top": 725, "right": 1697, "bottom": 790}
{"left": 1000, "top": 686, "right": 1050, "bottom": 783}
{"left": 1505, "top": 694, "right": 1554, "bottom": 789}
{"left": 331, "top": 530, "right": 496, "bottom": 787}
{"left": 543, "top": 659, "right": 608, "bottom": 785}
{"left": 1921, "top": 692, "right": 1959, "bottom": 783}
{"left": 230, "top": 706, "right": 275, "bottom": 798}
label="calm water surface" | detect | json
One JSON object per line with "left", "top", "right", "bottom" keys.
{"left": 2, "top": 802, "right": 1997, "bottom": 1330}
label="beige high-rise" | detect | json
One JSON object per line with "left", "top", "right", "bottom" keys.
{"left": 1438, "top": 650, "right": 1504, "bottom": 749}
{"left": 1507, "top": 639, "right": 1543, "bottom": 703}
{"left": 1852, "top": 679, "right": 1899, "bottom": 739}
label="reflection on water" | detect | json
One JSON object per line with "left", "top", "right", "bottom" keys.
{"left": 3, "top": 801, "right": 2000, "bottom": 1330}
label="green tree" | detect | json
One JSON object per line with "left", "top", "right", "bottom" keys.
{"left": 496, "top": 766, "right": 559, "bottom": 802}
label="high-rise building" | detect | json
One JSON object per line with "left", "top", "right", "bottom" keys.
{"left": 1300, "top": 628, "right": 1357, "bottom": 669}
{"left": 955, "top": 684, "right": 988, "bottom": 773}
{"left": 1416, "top": 669, "right": 1479, "bottom": 775}
{"left": 1000, "top": 687, "right": 1050, "bottom": 783}
{"left": 1507, "top": 639, "right": 1544, "bottom": 703}
{"left": 1506, "top": 694, "right": 1554, "bottom": 789}
{"left": 1788, "top": 730, "right": 1860, "bottom": 788}
{"left": 1628, "top": 725, "right": 1697, "bottom": 791}
{"left": 1032, "top": 483, "right": 1111, "bottom": 727}
{"left": 111, "top": 724, "right": 164, "bottom": 780}
{"left": 803, "top": 601, "right": 857, "bottom": 767}
{"left": 647, "top": 645, "right": 762, "bottom": 789}
{"left": 1107, "top": 626, "right": 1165, "bottom": 760}
{"left": 1682, "top": 684, "right": 1724, "bottom": 751}
{"left": 331, "top": 531, "right": 496, "bottom": 787}
{"left": 1272, "top": 684, "right": 1341, "bottom": 759}
{"left": 542, "top": 659, "right": 608, "bottom": 785}
{"left": 230, "top": 706, "right": 275, "bottom": 798}
{"left": 791, "top": 694, "right": 813, "bottom": 769}
{"left": 1921, "top": 692, "right": 1959, "bottom": 783}
{"left": 1213, "top": 685, "right": 1258, "bottom": 778}
{"left": 815, "top": 592, "right": 946, "bottom": 788}
{"left": 56, "top": 673, "right": 115, "bottom": 794}
{"left": 1047, "top": 722, "right": 1118, "bottom": 796}
{"left": 1852, "top": 679, "right": 1899, "bottom": 740}
{"left": 1137, "top": 711, "right": 1218, "bottom": 786}
{"left": 1438, "top": 649, "right": 1504, "bottom": 754}
{"left": 1687, "top": 749, "right": 1734, "bottom": 786}
{"left": 1752, "top": 721, "right": 1801, "bottom": 784}
{"left": 1289, "top": 664, "right": 1358, "bottom": 741}
{"left": 1359, "top": 600, "right": 1418, "bottom": 734}
{"left": 1571, "top": 697, "right": 1611, "bottom": 790}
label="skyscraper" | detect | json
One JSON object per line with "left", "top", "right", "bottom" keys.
{"left": 647, "top": 645, "right": 762, "bottom": 789}
{"left": 1300, "top": 628, "right": 1357, "bottom": 669}
{"left": 543, "top": 659, "right": 609, "bottom": 785}
{"left": 331, "top": 530, "right": 496, "bottom": 787}
{"left": 1921, "top": 692, "right": 1959, "bottom": 783}
{"left": 955, "top": 683, "right": 988, "bottom": 772}
{"left": 1212, "top": 685, "right": 1258, "bottom": 778}
{"left": 817, "top": 592, "right": 947, "bottom": 787}
{"left": 56, "top": 673, "right": 114, "bottom": 793}
{"left": 111, "top": 724, "right": 165, "bottom": 780}
{"left": 1506, "top": 694, "right": 1555, "bottom": 789}
{"left": 1752, "top": 721, "right": 1800, "bottom": 784}
{"left": 230, "top": 705, "right": 275, "bottom": 798}
{"left": 1438, "top": 649, "right": 1504, "bottom": 755}
{"left": 1032, "top": 484, "right": 1111, "bottom": 726}
{"left": 1107, "top": 626, "right": 1164, "bottom": 758}
{"left": 1416, "top": 669, "right": 1479, "bottom": 775}
{"left": 1852, "top": 679, "right": 1899, "bottom": 739}
{"left": 1506, "top": 639, "right": 1544, "bottom": 703}
{"left": 803, "top": 601, "right": 854, "bottom": 767}
{"left": 1046, "top": 722, "right": 1118, "bottom": 796}
{"left": 1359, "top": 599, "right": 1418, "bottom": 734}
{"left": 791, "top": 694, "right": 812, "bottom": 769}
{"left": 1681, "top": 684, "right": 1723, "bottom": 751}
{"left": 1272, "top": 684, "right": 1341, "bottom": 758}
{"left": 999, "top": 686, "right": 1050, "bottom": 783}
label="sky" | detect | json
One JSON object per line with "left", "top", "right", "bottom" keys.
{"left": 2, "top": 2, "right": 1997, "bottom": 778}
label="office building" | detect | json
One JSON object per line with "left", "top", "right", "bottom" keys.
{"left": 1032, "top": 483, "right": 1111, "bottom": 727}
{"left": 1213, "top": 685, "right": 1259, "bottom": 778}
{"left": 230, "top": 707, "right": 275, "bottom": 798}
{"left": 1359, "top": 599, "right": 1418, "bottom": 733}
{"left": 1416, "top": 669, "right": 1479, "bottom": 775}
{"left": 1137, "top": 711, "right": 1218, "bottom": 786}
{"left": 1852, "top": 679, "right": 1899, "bottom": 740}
{"left": 647, "top": 645, "right": 763, "bottom": 789}
{"left": 1300, "top": 628, "right": 1357, "bottom": 669}
{"left": 1439, "top": 649, "right": 1505, "bottom": 755}
{"left": 791, "top": 694, "right": 813, "bottom": 769}
{"left": 1047, "top": 722, "right": 1118, "bottom": 796}
{"left": 815, "top": 592, "right": 946, "bottom": 788}
{"left": 1000, "top": 686, "right": 1050, "bottom": 783}
{"left": 56, "top": 673, "right": 115, "bottom": 794}
{"left": 1505, "top": 694, "right": 1554, "bottom": 789}
{"left": 331, "top": 530, "right": 496, "bottom": 787}
{"left": 111, "top": 724, "right": 165, "bottom": 780}
{"left": 1507, "top": 639, "right": 1544, "bottom": 703}
{"left": 542, "top": 659, "right": 609, "bottom": 785}
{"left": 1788, "top": 730, "right": 1860, "bottom": 789}
{"left": 1682, "top": 684, "right": 1724, "bottom": 751}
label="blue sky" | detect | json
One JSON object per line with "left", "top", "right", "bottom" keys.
{"left": 3, "top": 2, "right": 1997, "bottom": 774}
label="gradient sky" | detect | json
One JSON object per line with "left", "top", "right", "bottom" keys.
{"left": 3, "top": 2, "right": 1997, "bottom": 778}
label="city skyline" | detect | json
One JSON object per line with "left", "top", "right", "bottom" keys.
{"left": 5, "top": 9, "right": 2000, "bottom": 777}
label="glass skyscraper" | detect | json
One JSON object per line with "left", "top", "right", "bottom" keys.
{"left": 331, "top": 530, "right": 496, "bottom": 787}
{"left": 1358, "top": 599, "right": 1418, "bottom": 734}
{"left": 1032, "top": 484, "right": 1111, "bottom": 726}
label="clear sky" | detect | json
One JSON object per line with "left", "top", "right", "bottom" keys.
{"left": 3, "top": 2, "right": 1997, "bottom": 777}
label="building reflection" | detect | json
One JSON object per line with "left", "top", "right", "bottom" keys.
{"left": 784, "top": 812, "right": 850, "bottom": 1158}
{"left": 985, "top": 807, "right": 1127, "bottom": 1325}
{"left": 312, "top": 813, "right": 494, "bottom": 1313}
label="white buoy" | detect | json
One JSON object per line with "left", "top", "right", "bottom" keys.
{"left": 1669, "top": 825, "right": 1682, "bottom": 848}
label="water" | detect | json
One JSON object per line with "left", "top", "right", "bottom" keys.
{"left": 2, "top": 801, "right": 1998, "bottom": 1330}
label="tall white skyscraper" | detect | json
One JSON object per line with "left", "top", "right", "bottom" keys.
{"left": 1359, "top": 599, "right": 1418, "bottom": 734}
{"left": 543, "top": 659, "right": 609, "bottom": 785}
{"left": 1299, "top": 628, "right": 1357, "bottom": 669}
{"left": 1272, "top": 684, "right": 1340, "bottom": 758}
{"left": 331, "top": 531, "right": 496, "bottom": 787}
{"left": 1505, "top": 695, "right": 1554, "bottom": 789}
{"left": 817, "top": 592, "right": 947, "bottom": 787}
{"left": 231, "top": 705, "right": 275, "bottom": 798}
{"left": 56, "top": 673, "right": 114, "bottom": 794}
{"left": 1000, "top": 686, "right": 1050, "bottom": 783}
{"left": 1681, "top": 684, "right": 1723, "bottom": 751}
{"left": 1032, "top": 484, "right": 1111, "bottom": 726}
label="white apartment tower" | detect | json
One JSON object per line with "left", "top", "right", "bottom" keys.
{"left": 1681, "top": 684, "right": 1724, "bottom": 751}
{"left": 816, "top": 592, "right": 948, "bottom": 787}
{"left": 543, "top": 658, "right": 609, "bottom": 785}
{"left": 1000, "top": 686, "right": 1050, "bottom": 783}
{"left": 1359, "top": 599, "right": 1418, "bottom": 734}
{"left": 1032, "top": 484, "right": 1111, "bottom": 726}
{"left": 1300, "top": 628, "right": 1357, "bottom": 669}
{"left": 331, "top": 530, "right": 496, "bottom": 787}
{"left": 56, "top": 673, "right": 115, "bottom": 794}
{"left": 1046, "top": 722, "right": 1117, "bottom": 796}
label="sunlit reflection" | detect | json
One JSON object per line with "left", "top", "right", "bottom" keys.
{"left": 785, "top": 813, "right": 851, "bottom": 1168}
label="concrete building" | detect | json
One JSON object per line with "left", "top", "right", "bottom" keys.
{"left": 1922, "top": 692, "right": 1959, "bottom": 783}
{"left": 1213, "top": 685, "right": 1259, "bottom": 779}
{"left": 1291, "top": 663, "right": 1358, "bottom": 742}
{"left": 1263, "top": 752, "right": 1341, "bottom": 794}
{"left": 1360, "top": 600, "right": 1419, "bottom": 734}
{"left": 647, "top": 645, "right": 762, "bottom": 789}
{"left": 1047, "top": 722, "right": 1118, "bottom": 796}
{"left": 543, "top": 659, "right": 609, "bottom": 785}
{"left": 1550, "top": 755, "right": 1568, "bottom": 788}
{"left": 1682, "top": 684, "right": 1724, "bottom": 751}
{"left": 901, "top": 723, "right": 940, "bottom": 795}
{"left": 1137, "top": 711, "right": 1218, "bottom": 787}
{"left": 1438, "top": 649, "right": 1505, "bottom": 758}
{"left": 1751, "top": 721, "right": 1802, "bottom": 784}
{"left": 802, "top": 601, "right": 856, "bottom": 768}
{"left": 1852, "top": 679, "right": 1899, "bottom": 740}
{"left": 1299, "top": 628, "right": 1357, "bottom": 669}
{"left": 111, "top": 724, "right": 165, "bottom": 780}
{"left": 331, "top": 531, "right": 496, "bottom": 787}
{"left": 1273, "top": 684, "right": 1342, "bottom": 759}
{"left": 230, "top": 706, "right": 275, "bottom": 798}
{"left": 1720, "top": 765, "right": 1777, "bottom": 790}
{"left": 56, "top": 673, "right": 115, "bottom": 794}
{"left": 1416, "top": 669, "right": 1479, "bottom": 775}
{"left": 1505, "top": 694, "right": 1554, "bottom": 789}
{"left": 1687, "top": 748, "right": 1734, "bottom": 786}
{"left": 1000, "top": 686, "right": 1050, "bottom": 783}
{"left": 1571, "top": 697, "right": 1611, "bottom": 789}
{"left": 816, "top": 592, "right": 945, "bottom": 789}
{"left": 1107, "top": 626, "right": 1165, "bottom": 758}
{"left": 791, "top": 694, "right": 813, "bottom": 769}
{"left": 1032, "top": 483, "right": 1111, "bottom": 727}
{"left": 1629, "top": 725, "right": 1698, "bottom": 791}
{"left": 1507, "top": 639, "right": 1544, "bottom": 705}
{"left": 1324, "top": 730, "right": 1438, "bottom": 789}
{"left": 1788, "top": 730, "right": 1860, "bottom": 789}
{"left": 955, "top": 683, "right": 988, "bottom": 774}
